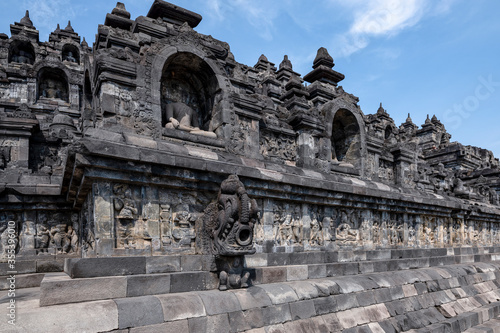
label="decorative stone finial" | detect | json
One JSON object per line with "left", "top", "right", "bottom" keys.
{"left": 313, "top": 47, "right": 334, "bottom": 69}
{"left": 258, "top": 54, "right": 268, "bottom": 62}
{"left": 431, "top": 114, "right": 438, "bottom": 123}
{"left": 81, "top": 37, "right": 88, "bottom": 48}
{"left": 425, "top": 114, "right": 431, "bottom": 124}
{"left": 377, "top": 102, "right": 386, "bottom": 115}
{"left": 20, "top": 10, "right": 33, "bottom": 27}
{"left": 56, "top": 23, "right": 61, "bottom": 32}
{"left": 279, "top": 55, "right": 293, "bottom": 70}
{"left": 111, "top": 2, "right": 131, "bottom": 19}
{"left": 64, "top": 20, "right": 74, "bottom": 32}
{"left": 406, "top": 113, "right": 412, "bottom": 122}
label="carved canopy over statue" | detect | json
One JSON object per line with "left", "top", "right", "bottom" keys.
{"left": 196, "top": 175, "right": 258, "bottom": 256}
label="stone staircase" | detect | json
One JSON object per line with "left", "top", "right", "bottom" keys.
{"left": 6, "top": 247, "right": 500, "bottom": 332}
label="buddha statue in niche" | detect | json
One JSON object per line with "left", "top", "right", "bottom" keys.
{"left": 163, "top": 85, "right": 216, "bottom": 138}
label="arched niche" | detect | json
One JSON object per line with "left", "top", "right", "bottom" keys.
{"left": 384, "top": 124, "right": 393, "bottom": 140}
{"left": 9, "top": 40, "right": 35, "bottom": 65}
{"left": 332, "top": 109, "right": 361, "bottom": 164}
{"left": 62, "top": 44, "right": 80, "bottom": 64}
{"left": 323, "top": 101, "right": 367, "bottom": 173}
{"left": 37, "top": 67, "right": 69, "bottom": 102}
{"left": 160, "top": 52, "right": 218, "bottom": 132}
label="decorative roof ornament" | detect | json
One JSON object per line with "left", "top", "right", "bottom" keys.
{"left": 64, "top": 20, "right": 74, "bottom": 32}
{"left": 279, "top": 55, "right": 293, "bottom": 70}
{"left": 20, "top": 10, "right": 33, "bottom": 27}
{"left": 304, "top": 47, "right": 344, "bottom": 86}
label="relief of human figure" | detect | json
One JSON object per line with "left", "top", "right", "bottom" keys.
{"left": 309, "top": 211, "right": 323, "bottom": 246}
{"left": 19, "top": 221, "right": 35, "bottom": 252}
{"left": 50, "top": 224, "right": 71, "bottom": 254}
{"left": 35, "top": 223, "right": 50, "bottom": 254}
{"left": 291, "top": 207, "right": 302, "bottom": 245}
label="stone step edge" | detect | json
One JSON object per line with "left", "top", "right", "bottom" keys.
{"left": 0, "top": 272, "right": 45, "bottom": 291}
{"left": 62, "top": 247, "right": 500, "bottom": 279}
{"left": 406, "top": 303, "right": 500, "bottom": 333}
{"left": 39, "top": 259, "right": 500, "bottom": 307}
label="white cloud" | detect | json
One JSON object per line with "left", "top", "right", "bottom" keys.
{"left": 22, "top": 0, "right": 76, "bottom": 38}
{"left": 334, "top": 0, "right": 455, "bottom": 58}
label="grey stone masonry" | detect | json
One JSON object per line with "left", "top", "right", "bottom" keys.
{"left": 8, "top": 261, "right": 500, "bottom": 332}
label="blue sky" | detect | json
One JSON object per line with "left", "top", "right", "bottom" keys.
{"left": 1, "top": 0, "right": 499, "bottom": 158}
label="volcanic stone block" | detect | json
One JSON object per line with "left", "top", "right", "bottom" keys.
{"left": 169, "top": 272, "right": 206, "bottom": 293}
{"left": 228, "top": 308, "right": 264, "bottom": 332}
{"left": 314, "top": 295, "right": 338, "bottom": 315}
{"left": 290, "top": 300, "right": 316, "bottom": 320}
{"left": 255, "top": 267, "right": 287, "bottom": 284}
{"left": 334, "top": 293, "right": 359, "bottom": 311}
{"left": 267, "top": 253, "right": 290, "bottom": 266}
{"left": 289, "top": 252, "right": 309, "bottom": 265}
{"left": 287, "top": 281, "right": 319, "bottom": 300}
{"left": 40, "top": 274, "right": 127, "bottom": 306}
{"left": 336, "top": 308, "right": 370, "bottom": 329}
{"left": 65, "top": 257, "right": 146, "bottom": 278}
{"left": 0, "top": 273, "right": 44, "bottom": 290}
{"left": 230, "top": 286, "right": 273, "bottom": 310}
{"left": 0, "top": 260, "right": 36, "bottom": 274}
{"left": 286, "top": 265, "right": 308, "bottom": 281}
{"left": 198, "top": 290, "right": 241, "bottom": 315}
{"left": 262, "top": 304, "right": 292, "bottom": 325}
{"left": 115, "top": 296, "right": 164, "bottom": 329}
{"left": 320, "top": 313, "right": 343, "bottom": 331}
{"left": 156, "top": 293, "right": 206, "bottom": 321}
{"left": 364, "top": 304, "right": 391, "bottom": 322}
{"left": 356, "top": 291, "right": 376, "bottom": 307}
{"left": 15, "top": 299, "right": 118, "bottom": 332}
{"left": 130, "top": 320, "right": 189, "bottom": 333}
{"left": 181, "top": 255, "right": 203, "bottom": 271}
{"left": 259, "top": 284, "right": 298, "bottom": 305}
{"left": 126, "top": 273, "right": 171, "bottom": 297}
{"left": 308, "top": 264, "right": 327, "bottom": 279}
{"left": 145, "top": 256, "right": 180, "bottom": 273}
{"left": 190, "top": 314, "right": 232, "bottom": 333}
{"left": 36, "top": 259, "right": 64, "bottom": 272}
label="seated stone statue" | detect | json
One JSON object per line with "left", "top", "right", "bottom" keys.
{"left": 63, "top": 51, "right": 77, "bottom": 63}
{"left": 164, "top": 102, "right": 216, "bottom": 138}
{"left": 12, "top": 50, "right": 34, "bottom": 64}
{"left": 42, "top": 80, "right": 62, "bottom": 99}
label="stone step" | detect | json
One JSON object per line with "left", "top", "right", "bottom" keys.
{"left": 0, "top": 273, "right": 45, "bottom": 291}
{"left": 18, "top": 261, "right": 500, "bottom": 332}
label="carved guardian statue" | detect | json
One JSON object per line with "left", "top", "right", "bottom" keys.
{"left": 196, "top": 174, "right": 258, "bottom": 290}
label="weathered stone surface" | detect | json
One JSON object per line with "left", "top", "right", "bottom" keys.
{"left": 230, "top": 286, "right": 273, "bottom": 310}
{"left": 262, "top": 304, "right": 292, "bottom": 325}
{"left": 198, "top": 290, "right": 241, "bottom": 315}
{"left": 126, "top": 273, "right": 171, "bottom": 297}
{"left": 259, "top": 283, "right": 299, "bottom": 304}
{"left": 169, "top": 272, "right": 207, "bottom": 293}
{"left": 114, "top": 296, "right": 164, "bottom": 329}
{"left": 40, "top": 274, "right": 127, "bottom": 306}
{"left": 228, "top": 308, "right": 265, "bottom": 332}
{"left": 15, "top": 300, "right": 118, "bottom": 332}
{"left": 145, "top": 256, "right": 181, "bottom": 273}
{"left": 130, "top": 320, "right": 189, "bottom": 333}
{"left": 156, "top": 292, "right": 206, "bottom": 321}
{"left": 289, "top": 299, "right": 316, "bottom": 320}
{"left": 65, "top": 257, "right": 146, "bottom": 278}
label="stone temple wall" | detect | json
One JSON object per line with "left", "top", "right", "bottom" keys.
{"left": 0, "top": 0, "right": 499, "bottom": 268}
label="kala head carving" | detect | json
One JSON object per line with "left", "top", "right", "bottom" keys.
{"left": 196, "top": 174, "right": 258, "bottom": 256}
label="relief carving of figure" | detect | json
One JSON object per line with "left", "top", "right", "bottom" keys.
{"left": 160, "top": 204, "right": 172, "bottom": 246}
{"left": 113, "top": 184, "right": 138, "bottom": 219}
{"left": 309, "top": 211, "right": 323, "bottom": 246}
{"left": 50, "top": 224, "right": 71, "bottom": 254}
{"left": 291, "top": 207, "right": 303, "bottom": 245}
{"left": 172, "top": 211, "right": 196, "bottom": 248}
{"left": 19, "top": 221, "right": 35, "bottom": 252}
{"left": 35, "top": 223, "right": 50, "bottom": 253}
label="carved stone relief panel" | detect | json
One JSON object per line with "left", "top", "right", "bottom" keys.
{"left": 259, "top": 131, "right": 297, "bottom": 165}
